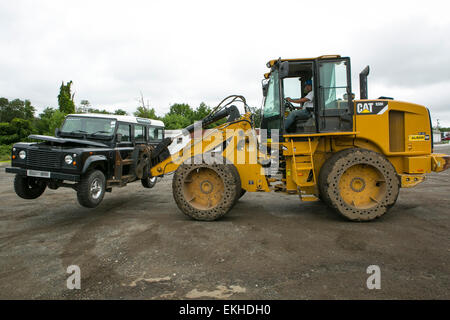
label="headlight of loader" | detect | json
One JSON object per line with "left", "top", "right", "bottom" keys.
{"left": 64, "top": 154, "right": 73, "bottom": 165}
{"left": 19, "top": 150, "right": 26, "bottom": 159}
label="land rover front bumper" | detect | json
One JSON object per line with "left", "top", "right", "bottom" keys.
{"left": 5, "top": 167, "right": 80, "bottom": 182}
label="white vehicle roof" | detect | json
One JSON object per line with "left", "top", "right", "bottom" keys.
{"left": 68, "top": 113, "right": 165, "bottom": 127}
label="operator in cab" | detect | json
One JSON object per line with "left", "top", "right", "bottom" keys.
{"left": 284, "top": 79, "right": 314, "bottom": 130}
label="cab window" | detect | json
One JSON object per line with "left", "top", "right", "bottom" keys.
{"left": 283, "top": 77, "right": 302, "bottom": 108}
{"left": 317, "top": 58, "right": 353, "bottom": 132}
{"left": 318, "top": 61, "right": 348, "bottom": 110}
{"left": 260, "top": 69, "right": 281, "bottom": 131}
{"left": 263, "top": 70, "right": 281, "bottom": 118}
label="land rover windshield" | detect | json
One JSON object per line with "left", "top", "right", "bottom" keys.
{"left": 60, "top": 116, "right": 116, "bottom": 138}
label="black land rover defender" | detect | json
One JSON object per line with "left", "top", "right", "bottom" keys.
{"left": 5, "top": 113, "right": 171, "bottom": 208}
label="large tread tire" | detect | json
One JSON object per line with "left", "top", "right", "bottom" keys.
{"left": 14, "top": 175, "right": 47, "bottom": 199}
{"left": 172, "top": 158, "right": 240, "bottom": 221}
{"left": 229, "top": 164, "right": 243, "bottom": 205}
{"left": 239, "top": 189, "right": 247, "bottom": 199}
{"left": 320, "top": 148, "right": 400, "bottom": 221}
{"left": 77, "top": 170, "right": 106, "bottom": 208}
{"left": 318, "top": 153, "right": 336, "bottom": 207}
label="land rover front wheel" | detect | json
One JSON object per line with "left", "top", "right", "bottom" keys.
{"left": 77, "top": 170, "right": 106, "bottom": 208}
{"left": 14, "top": 175, "right": 47, "bottom": 199}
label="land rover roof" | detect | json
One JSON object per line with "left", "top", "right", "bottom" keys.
{"left": 67, "top": 113, "right": 165, "bottom": 127}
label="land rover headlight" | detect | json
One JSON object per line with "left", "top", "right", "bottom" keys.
{"left": 64, "top": 154, "right": 73, "bottom": 165}
{"left": 19, "top": 150, "right": 26, "bottom": 159}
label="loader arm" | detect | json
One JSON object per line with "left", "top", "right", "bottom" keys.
{"left": 151, "top": 110, "right": 269, "bottom": 191}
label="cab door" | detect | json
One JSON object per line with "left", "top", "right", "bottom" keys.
{"left": 315, "top": 57, "right": 353, "bottom": 132}
{"left": 260, "top": 69, "right": 282, "bottom": 136}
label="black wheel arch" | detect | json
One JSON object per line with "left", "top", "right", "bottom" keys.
{"left": 82, "top": 155, "right": 108, "bottom": 175}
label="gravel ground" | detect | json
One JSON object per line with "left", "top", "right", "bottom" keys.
{"left": 0, "top": 145, "right": 449, "bottom": 299}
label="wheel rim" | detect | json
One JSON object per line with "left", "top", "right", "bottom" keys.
{"left": 149, "top": 177, "right": 156, "bottom": 184}
{"left": 27, "top": 178, "right": 40, "bottom": 190}
{"left": 90, "top": 178, "right": 103, "bottom": 200}
{"left": 182, "top": 167, "right": 224, "bottom": 210}
{"left": 338, "top": 164, "right": 386, "bottom": 209}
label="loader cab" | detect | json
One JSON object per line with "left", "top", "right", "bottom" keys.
{"left": 261, "top": 55, "right": 354, "bottom": 136}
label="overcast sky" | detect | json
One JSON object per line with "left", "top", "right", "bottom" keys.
{"left": 1, "top": 0, "right": 449, "bottom": 126}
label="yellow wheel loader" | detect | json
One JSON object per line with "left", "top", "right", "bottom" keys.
{"left": 150, "top": 55, "right": 450, "bottom": 221}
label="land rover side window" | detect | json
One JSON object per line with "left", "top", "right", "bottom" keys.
{"left": 156, "top": 128, "right": 163, "bottom": 139}
{"left": 149, "top": 127, "right": 156, "bottom": 140}
{"left": 134, "top": 125, "right": 145, "bottom": 142}
{"left": 149, "top": 127, "right": 163, "bottom": 141}
{"left": 318, "top": 61, "right": 348, "bottom": 110}
{"left": 117, "top": 124, "right": 131, "bottom": 142}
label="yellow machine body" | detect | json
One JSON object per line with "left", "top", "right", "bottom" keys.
{"left": 151, "top": 100, "right": 448, "bottom": 199}
{"left": 150, "top": 55, "right": 449, "bottom": 221}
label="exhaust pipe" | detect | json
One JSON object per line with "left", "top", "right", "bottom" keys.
{"left": 359, "top": 65, "right": 370, "bottom": 100}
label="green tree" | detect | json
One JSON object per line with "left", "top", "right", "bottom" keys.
{"left": 160, "top": 102, "right": 218, "bottom": 129}
{"left": 169, "top": 103, "right": 194, "bottom": 120}
{"left": 162, "top": 113, "right": 192, "bottom": 130}
{"left": 78, "top": 99, "right": 90, "bottom": 113}
{"left": 248, "top": 106, "right": 262, "bottom": 128}
{"left": 86, "top": 108, "right": 112, "bottom": 114}
{"left": 0, "top": 118, "right": 33, "bottom": 144}
{"left": 58, "top": 81, "right": 75, "bottom": 114}
{"left": 192, "top": 102, "right": 211, "bottom": 121}
{"left": 0, "top": 122, "right": 16, "bottom": 143}
{"left": 23, "top": 100, "right": 35, "bottom": 120}
{"left": 114, "top": 109, "right": 128, "bottom": 115}
{"left": 0, "top": 97, "right": 8, "bottom": 122}
{"left": 48, "top": 110, "right": 66, "bottom": 135}
{"left": 0, "top": 98, "right": 36, "bottom": 122}
{"left": 134, "top": 106, "right": 158, "bottom": 119}
{"left": 161, "top": 103, "right": 193, "bottom": 129}
{"left": 8, "top": 99, "right": 26, "bottom": 120}
{"left": 35, "top": 107, "right": 56, "bottom": 135}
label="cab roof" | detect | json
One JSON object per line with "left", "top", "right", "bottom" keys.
{"left": 68, "top": 113, "right": 165, "bottom": 127}
{"left": 266, "top": 55, "right": 342, "bottom": 68}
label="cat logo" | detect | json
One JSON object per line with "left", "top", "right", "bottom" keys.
{"left": 357, "top": 103, "right": 373, "bottom": 114}
{"left": 356, "top": 101, "right": 389, "bottom": 115}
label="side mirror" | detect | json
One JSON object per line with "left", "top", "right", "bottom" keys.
{"left": 116, "top": 133, "right": 122, "bottom": 143}
{"left": 279, "top": 61, "right": 289, "bottom": 78}
{"left": 54, "top": 128, "right": 60, "bottom": 137}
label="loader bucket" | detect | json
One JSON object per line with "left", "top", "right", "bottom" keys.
{"left": 431, "top": 154, "right": 450, "bottom": 172}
